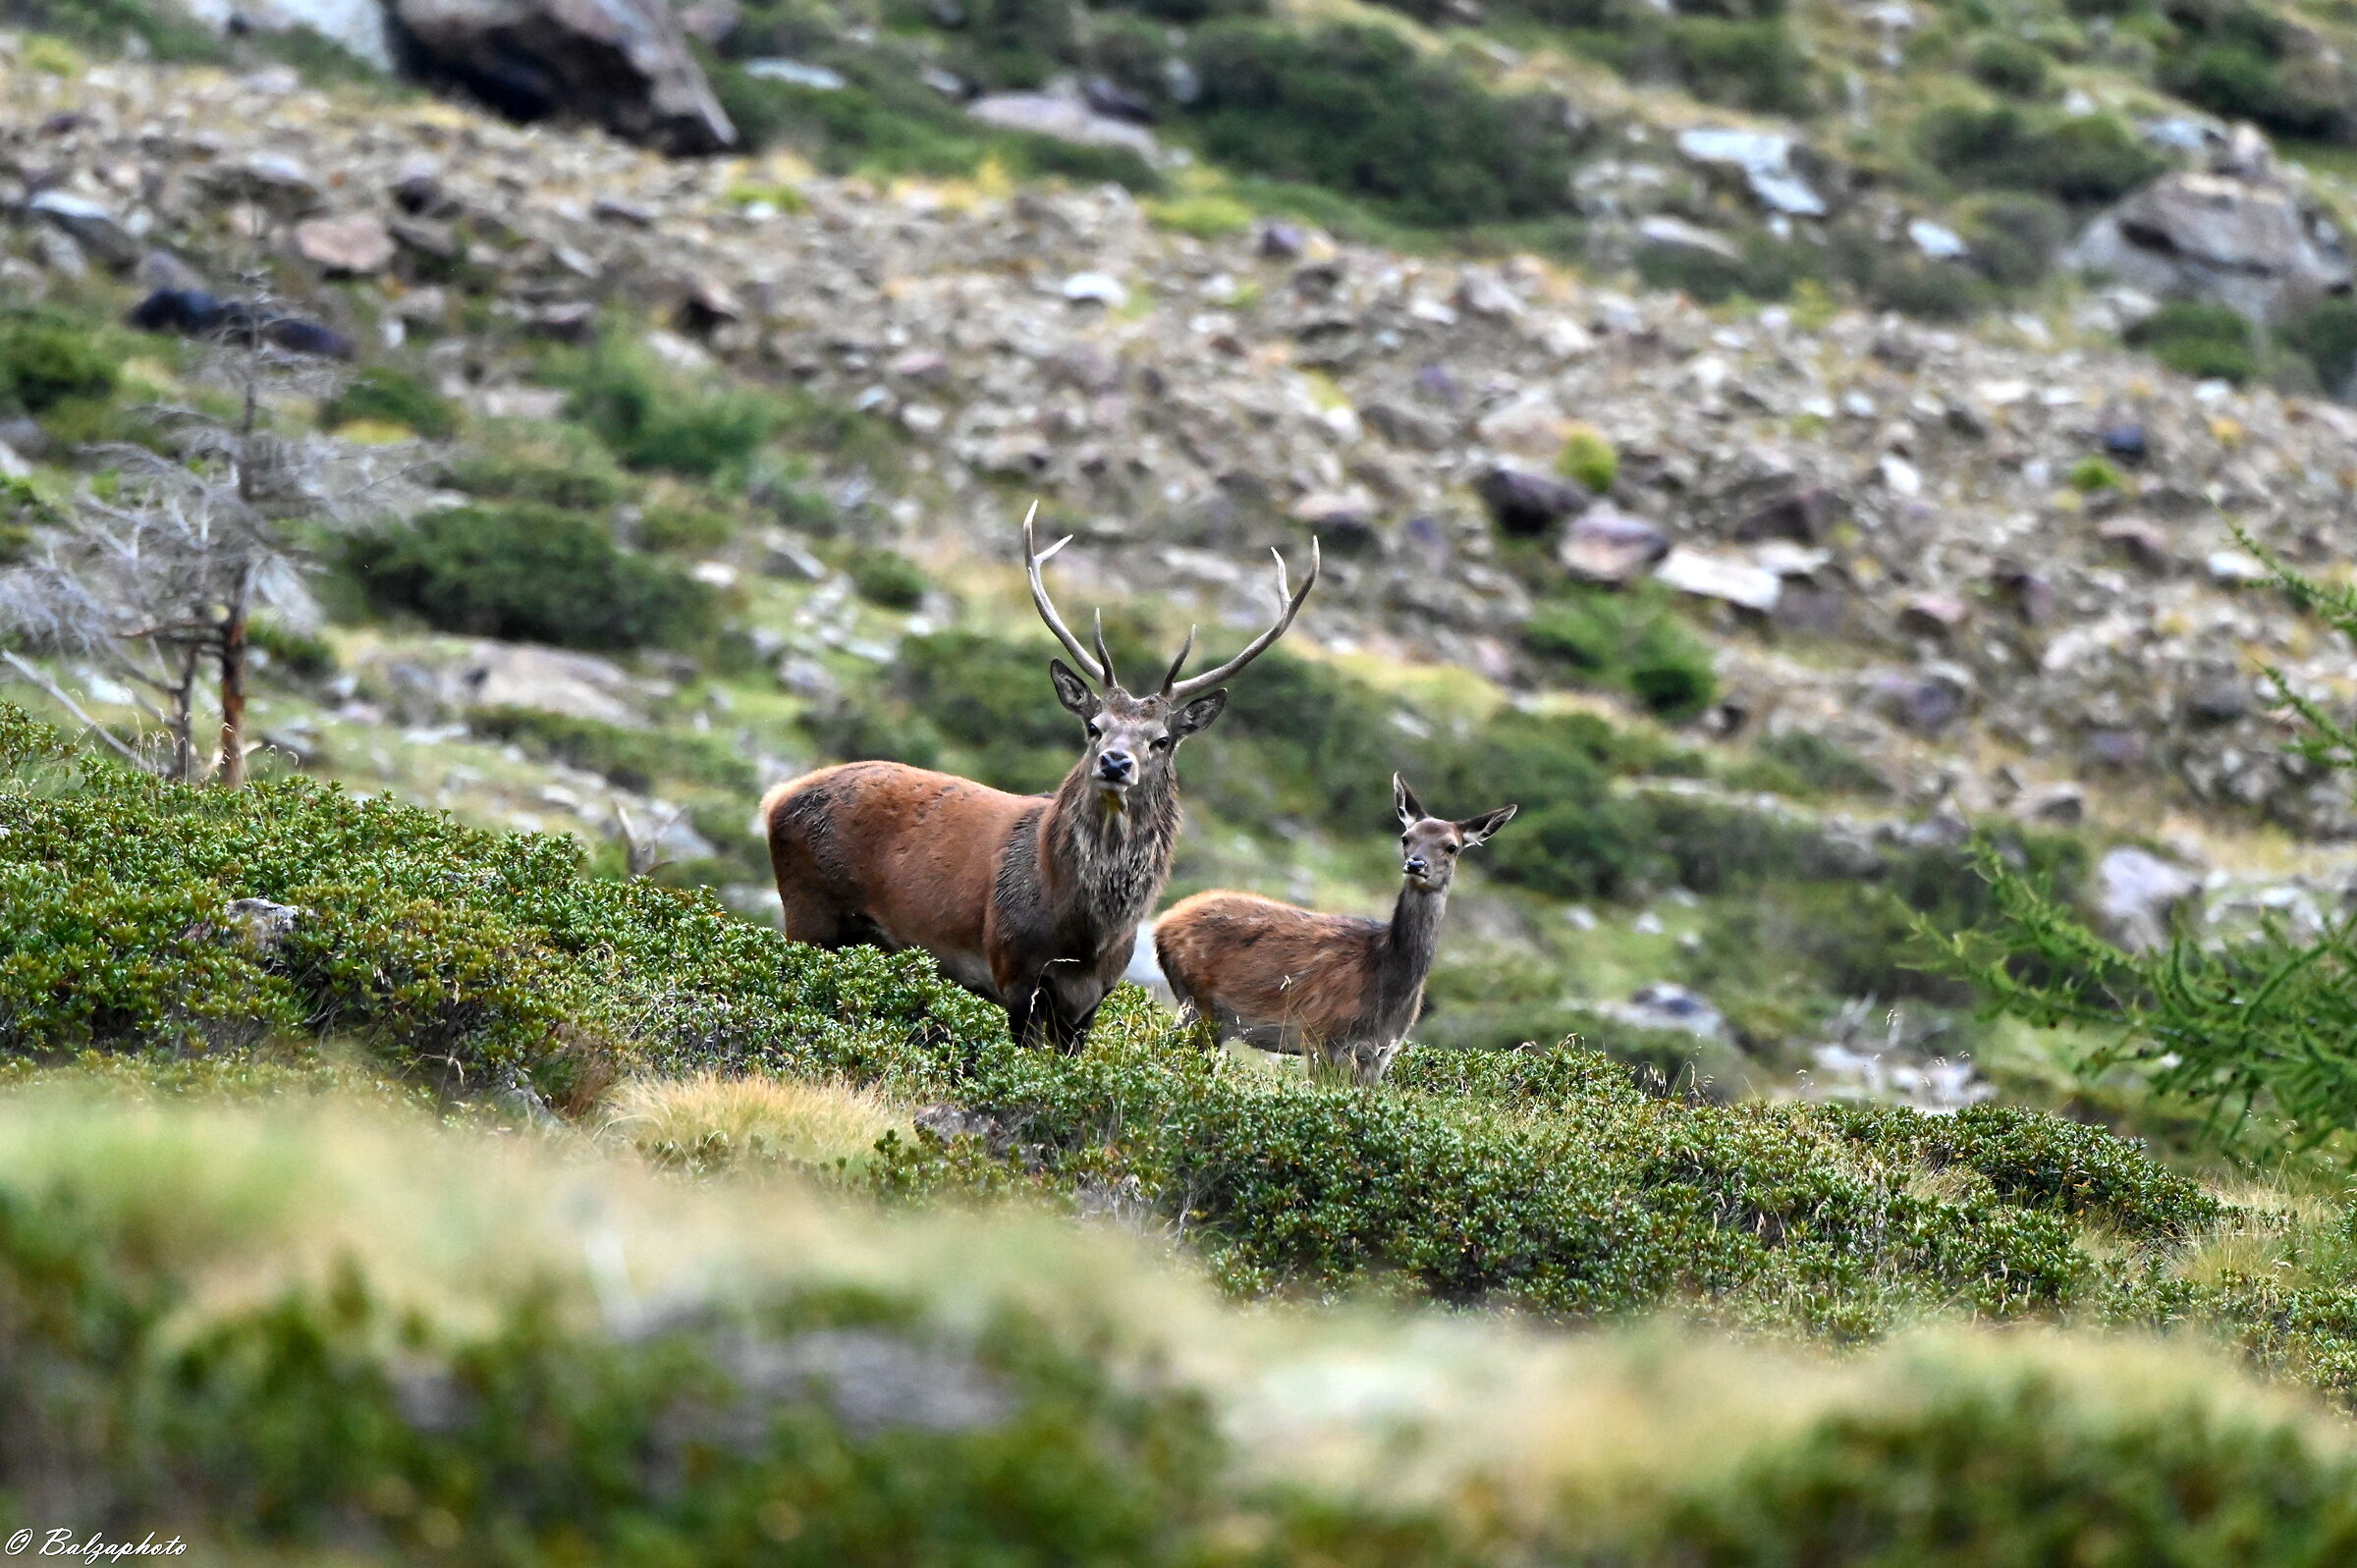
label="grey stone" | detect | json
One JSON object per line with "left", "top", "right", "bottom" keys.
{"left": 1675, "top": 127, "right": 1827, "bottom": 217}
{"left": 1560, "top": 508, "right": 1672, "bottom": 584}
{"left": 968, "top": 93, "right": 1158, "bottom": 157}
{"left": 742, "top": 58, "right": 845, "bottom": 89}
{"left": 393, "top": 0, "right": 736, "bottom": 152}
{"left": 293, "top": 213, "right": 396, "bottom": 276}
{"left": 28, "top": 190, "right": 138, "bottom": 270}
{"left": 2097, "top": 846, "right": 2200, "bottom": 950}
{"left": 1474, "top": 465, "right": 1587, "bottom": 537}
{"left": 2065, "top": 144, "right": 2351, "bottom": 322}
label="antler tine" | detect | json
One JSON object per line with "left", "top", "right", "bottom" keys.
{"left": 1168, "top": 537, "right": 1320, "bottom": 700}
{"left": 1092, "top": 609, "right": 1119, "bottom": 691}
{"left": 1022, "top": 501, "right": 1105, "bottom": 684}
{"left": 1157, "top": 624, "right": 1197, "bottom": 698}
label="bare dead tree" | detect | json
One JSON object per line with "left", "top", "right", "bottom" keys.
{"left": 0, "top": 458, "right": 316, "bottom": 781}
{"left": 0, "top": 273, "right": 411, "bottom": 783}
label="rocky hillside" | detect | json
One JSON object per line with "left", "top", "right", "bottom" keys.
{"left": 7, "top": 4, "right": 2357, "bottom": 1120}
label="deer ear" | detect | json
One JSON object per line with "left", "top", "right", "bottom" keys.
{"left": 1168, "top": 688, "right": 1228, "bottom": 738}
{"left": 1049, "top": 659, "right": 1100, "bottom": 719}
{"left": 1457, "top": 803, "right": 1517, "bottom": 846}
{"left": 1394, "top": 774, "right": 1429, "bottom": 829}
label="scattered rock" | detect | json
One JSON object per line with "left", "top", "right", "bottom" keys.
{"left": 1655, "top": 548, "right": 1781, "bottom": 613}
{"left": 1907, "top": 218, "right": 1969, "bottom": 260}
{"left": 27, "top": 190, "right": 137, "bottom": 270}
{"left": 1897, "top": 593, "right": 1969, "bottom": 638}
{"left": 1606, "top": 982, "right": 1727, "bottom": 1041}
{"left": 2097, "top": 846, "right": 2200, "bottom": 950}
{"left": 459, "top": 642, "right": 649, "bottom": 727}
{"left": 392, "top": 0, "right": 737, "bottom": 153}
{"left": 2097, "top": 517, "right": 2174, "bottom": 570}
{"left": 2065, "top": 128, "right": 2351, "bottom": 321}
{"left": 223, "top": 897, "right": 304, "bottom": 955}
{"left": 1061, "top": 272, "right": 1128, "bottom": 308}
{"left": 1474, "top": 464, "right": 1587, "bottom": 537}
{"left": 2012, "top": 781, "right": 2085, "bottom": 824}
{"left": 1865, "top": 667, "right": 1969, "bottom": 734}
{"left": 1636, "top": 215, "right": 1742, "bottom": 262}
{"left": 1559, "top": 508, "right": 1672, "bottom": 584}
{"left": 742, "top": 58, "right": 845, "bottom": 90}
{"left": 293, "top": 213, "right": 396, "bottom": 276}
{"left": 1675, "top": 127, "right": 1827, "bottom": 218}
{"left": 967, "top": 93, "right": 1158, "bottom": 156}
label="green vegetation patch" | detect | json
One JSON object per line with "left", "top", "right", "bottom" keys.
{"left": 0, "top": 306, "right": 120, "bottom": 416}
{"left": 1184, "top": 23, "right": 1581, "bottom": 228}
{"left": 346, "top": 503, "right": 717, "bottom": 650}
{"left": 1522, "top": 584, "right": 1719, "bottom": 720}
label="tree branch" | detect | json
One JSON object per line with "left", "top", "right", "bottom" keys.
{"left": 0, "top": 650, "right": 151, "bottom": 770}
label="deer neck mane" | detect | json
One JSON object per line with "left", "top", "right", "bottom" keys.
{"left": 1373, "top": 881, "right": 1448, "bottom": 1032}
{"left": 1038, "top": 760, "right": 1181, "bottom": 939}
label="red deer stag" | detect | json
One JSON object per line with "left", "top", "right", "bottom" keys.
{"left": 761, "top": 511, "right": 1318, "bottom": 1050}
{"left": 1155, "top": 776, "right": 1516, "bottom": 1085}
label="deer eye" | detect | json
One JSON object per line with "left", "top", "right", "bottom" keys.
{"left": 1150, "top": 734, "right": 1173, "bottom": 751}
{"left": 1085, "top": 722, "right": 1102, "bottom": 739}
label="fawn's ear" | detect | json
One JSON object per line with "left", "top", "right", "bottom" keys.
{"left": 1394, "top": 774, "right": 1430, "bottom": 829}
{"left": 1050, "top": 659, "right": 1101, "bottom": 720}
{"left": 1457, "top": 803, "right": 1518, "bottom": 846}
{"left": 1169, "top": 688, "right": 1228, "bottom": 739}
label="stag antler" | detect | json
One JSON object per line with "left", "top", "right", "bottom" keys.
{"left": 1164, "top": 538, "right": 1320, "bottom": 700}
{"left": 1023, "top": 502, "right": 1105, "bottom": 685}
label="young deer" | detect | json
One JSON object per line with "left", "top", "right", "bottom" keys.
{"left": 1155, "top": 777, "right": 1516, "bottom": 1085}
{"left": 762, "top": 510, "right": 1317, "bottom": 1052}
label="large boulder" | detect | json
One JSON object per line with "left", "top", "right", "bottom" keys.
{"left": 2066, "top": 128, "right": 2350, "bottom": 322}
{"left": 391, "top": 0, "right": 736, "bottom": 153}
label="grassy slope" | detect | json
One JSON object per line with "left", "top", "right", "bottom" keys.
{"left": 5, "top": 1086, "right": 2357, "bottom": 1563}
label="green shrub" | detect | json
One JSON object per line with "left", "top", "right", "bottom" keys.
{"left": 445, "top": 424, "right": 628, "bottom": 512}
{"left": 8, "top": 707, "right": 2355, "bottom": 1416}
{"left": 1634, "top": 230, "right": 1815, "bottom": 304}
{"left": 1668, "top": 18, "right": 1813, "bottom": 113}
{"left": 1960, "top": 191, "right": 2069, "bottom": 288}
{"left": 1967, "top": 32, "right": 2054, "bottom": 97}
{"left": 845, "top": 547, "right": 930, "bottom": 610}
{"left": 635, "top": 501, "right": 737, "bottom": 554}
{"left": 2068, "top": 456, "right": 2126, "bottom": 492}
{"left": 0, "top": 0, "right": 218, "bottom": 58}
{"left": 321, "top": 366, "right": 457, "bottom": 439}
{"left": 246, "top": 617, "right": 336, "bottom": 680}
{"left": 2159, "top": 6, "right": 2351, "bottom": 143}
{"left": 1557, "top": 424, "right": 1617, "bottom": 494}
{"left": 469, "top": 707, "right": 758, "bottom": 794}
{"left": 1918, "top": 104, "right": 2165, "bottom": 203}
{"left": 1738, "top": 730, "right": 1891, "bottom": 798}
{"left": 553, "top": 336, "right": 782, "bottom": 478}
{"left": 1185, "top": 23, "right": 1579, "bottom": 228}
{"left": 2276, "top": 297, "right": 2357, "bottom": 395}
{"left": 1522, "top": 586, "right": 1718, "bottom": 720}
{"left": 346, "top": 503, "right": 716, "bottom": 650}
{"left": 712, "top": 60, "right": 1160, "bottom": 189}
{"left": 0, "top": 308, "right": 119, "bottom": 415}
{"left": 2127, "top": 301, "right": 2258, "bottom": 383}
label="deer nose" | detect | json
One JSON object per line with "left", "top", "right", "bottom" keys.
{"left": 1403, "top": 855, "right": 1428, "bottom": 878}
{"left": 1097, "top": 748, "right": 1135, "bottom": 782}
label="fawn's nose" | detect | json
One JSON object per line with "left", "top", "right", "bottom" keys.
{"left": 1403, "top": 855, "right": 1429, "bottom": 879}
{"left": 1097, "top": 747, "right": 1135, "bottom": 783}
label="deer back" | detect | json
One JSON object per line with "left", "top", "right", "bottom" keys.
{"left": 764, "top": 761, "right": 1037, "bottom": 978}
{"left": 1155, "top": 891, "right": 1385, "bottom": 1044}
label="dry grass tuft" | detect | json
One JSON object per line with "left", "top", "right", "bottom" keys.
{"left": 602, "top": 1072, "right": 908, "bottom": 1175}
